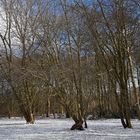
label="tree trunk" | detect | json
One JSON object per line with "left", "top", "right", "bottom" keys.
{"left": 46, "top": 97, "right": 51, "bottom": 117}
{"left": 20, "top": 105, "right": 35, "bottom": 124}
{"left": 136, "top": 67, "right": 140, "bottom": 95}
{"left": 71, "top": 115, "right": 84, "bottom": 130}
{"left": 24, "top": 112, "right": 35, "bottom": 124}
{"left": 65, "top": 106, "right": 70, "bottom": 118}
{"left": 113, "top": 78, "right": 132, "bottom": 128}
{"left": 120, "top": 87, "right": 132, "bottom": 128}
{"left": 84, "top": 120, "right": 88, "bottom": 128}
{"left": 128, "top": 52, "right": 140, "bottom": 120}
{"left": 66, "top": 111, "right": 70, "bottom": 118}
{"left": 8, "top": 112, "right": 11, "bottom": 119}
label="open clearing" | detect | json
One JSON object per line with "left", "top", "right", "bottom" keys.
{"left": 0, "top": 118, "right": 140, "bottom": 140}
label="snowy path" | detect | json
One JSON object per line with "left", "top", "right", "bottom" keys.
{"left": 0, "top": 118, "right": 140, "bottom": 140}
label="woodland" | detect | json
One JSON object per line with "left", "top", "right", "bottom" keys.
{"left": 0, "top": 0, "right": 140, "bottom": 130}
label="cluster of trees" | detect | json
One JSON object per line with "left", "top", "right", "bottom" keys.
{"left": 0, "top": 0, "right": 140, "bottom": 130}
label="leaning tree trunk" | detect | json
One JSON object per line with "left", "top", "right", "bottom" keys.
{"left": 19, "top": 104, "right": 35, "bottom": 124}
{"left": 71, "top": 115, "right": 84, "bottom": 130}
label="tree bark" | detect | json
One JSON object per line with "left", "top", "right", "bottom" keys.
{"left": 46, "top": 97, "right": 51, "bottom": 117}
{"left": 24, "top": 112, "right": 35, "bottom": 124}
{"left": 71, "top": 115, "right": 84, "bottom": 130}
{"left": 128, "top": 53, "right": 140, "bottom": 120}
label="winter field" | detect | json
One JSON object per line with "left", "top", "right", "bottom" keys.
{"left": 0, "top": 118, "right": 140, "bottom": 140}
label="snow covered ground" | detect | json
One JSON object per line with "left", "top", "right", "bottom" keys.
{"left": 0, "top": 118, "right": 140, "bottom": 140}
